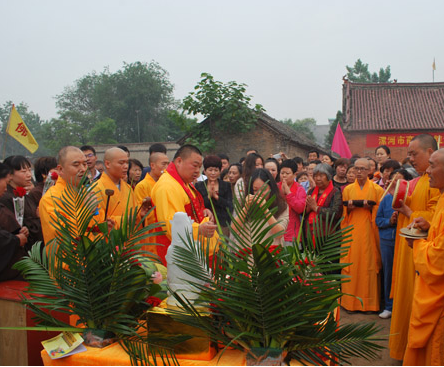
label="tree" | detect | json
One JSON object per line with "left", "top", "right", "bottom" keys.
{"left": 281, "top": 118, "right": 316, "bottom": 142}
{"left": 346, "top": 59, "right": 391, "bottom": 83}
{"left": 179, "top": 73, "right": 264, "bottom": 151}
{"left": 324, "top": 111, "right": 343, "bottom": 148}
{"left": 55, "top": 61, "right": 181, "bottom": 144}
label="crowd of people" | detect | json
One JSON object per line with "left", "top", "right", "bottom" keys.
{"left": 1, "top": 134, "right": 444, "bottom": 365}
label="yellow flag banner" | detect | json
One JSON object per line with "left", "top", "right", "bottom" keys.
{"left": 6, "top": 105, "right": 39, "bottom": 153}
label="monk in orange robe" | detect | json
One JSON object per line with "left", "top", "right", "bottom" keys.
{"left": 389, "top": 134, "right": 440, "bottom": 360}
{"left": 341, "top": 158, "right": 384, "bottom": 312}
{"left": 403, "top": 148, "right": 444, "bottom": 365}
{"left": 151, "top": 145, "right": 218, "bottom": 266}
{"left": 40, "top": 146, "right": 108, "bottom": 250}
{"left": 134, "top": 152, "right": 169, "bottom": 254}
{"left": 95, "top": 147, "right": 151, "bottom": 227}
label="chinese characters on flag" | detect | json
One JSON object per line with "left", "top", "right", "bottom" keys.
{"left": 6, "top": 105, "right": 39, "bottom": 153}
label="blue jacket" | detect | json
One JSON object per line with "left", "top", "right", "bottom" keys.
{"left": 375, "top": 194, "right": 396, "bottom": 242}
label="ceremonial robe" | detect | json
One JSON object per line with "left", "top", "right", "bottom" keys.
{"left": 389, "top": 174, "right": 440, "bottom": 360}
{"left": 340, "top": 178, "right": 383, "bottom": 311}
{"left": 95, "top": 173, "right": 136, "bottom": 226}
{"left": 134, "top": 173, "right": 159, "bottom": 254}
{"left": 151, "top": 167, "right": 218, "bottom": 265}
{"left": 403, "top": 193, "right": 444, "bottom": 366}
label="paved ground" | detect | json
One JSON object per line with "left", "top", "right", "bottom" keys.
{"left": 339, "top": 307, "right": 402, "bottom": 366}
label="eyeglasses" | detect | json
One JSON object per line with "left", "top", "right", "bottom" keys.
{"left": 354, "top": 167, "right": 368, "bottom": 172}
{"left": 85, "top": 153, "right": 95, "bottom": 158}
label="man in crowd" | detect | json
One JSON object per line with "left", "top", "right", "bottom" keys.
{"left": 403, "top": 148, "right": 444, "bottom": 365}
{"left": 151, "top": 144, "right": 218, "bottom": 265}
{"left": 307, "top": 150, "right": 319, "bottom": 163}
{"left": 40, "top": 146, "right": 89, "bottom": 245}
{"left": 218, "top": 153, "right": 230, "bottom": 171}
{"left": 340, "top": 158, "right": 384, "bottom": 312}
{"left": 389, "top": 134, "right": 440, "bottom": 360}
{"left": 140, "top": 143, "right": 167, "bottom": 180}
{"left": 134, "top": 152, "right": 169, "bottom": 254}
{"left": 80, "top": 145, "right": 101, "bottom": 183}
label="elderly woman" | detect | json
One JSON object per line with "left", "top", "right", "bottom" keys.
{"left": 304, "top": 163, "right": 343, "bottom": 242}
{"left": 195, "top": 155, "right": 233, "bottom": 236}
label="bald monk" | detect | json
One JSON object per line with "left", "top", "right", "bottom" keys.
{"left": 95, "top": 147, "right": 150, "bottom": 226}
{"left": 134, "top": 152, "right": 169, "bottom": 254}
{"left": 389, "top": 134, "right": 440, "bottom": 360}
{"left": 40, "top": 146, "right": 107, "bottom": 247}
{"left": 151, "top": 144, "right": 218, "bottom": 265}
{"left": 402, "top": 149, "right": 444, "bottom": 365}
{"left": 341, "top": 158, "right": 384, "bottom": 312}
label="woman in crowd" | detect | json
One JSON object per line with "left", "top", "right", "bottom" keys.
{"left": 231, "top": 168, "right": 288, "bottom": 247}
{"left": 127, "top": 159, "right": 143, "bottom": 188}
{"left": 1, "top": 156, "right": 42, "bottom": 251}
{"left": 227, "top": 163, "right": 242, "bottom": 191}
{"left": 264, "top": 158, "right": 280, "bottom": 182}
{"left": 377, "top": 159, "right": 401, "bottom": 188}
{"left": 195, "top": 155, "right": 233, "bottom": 236}
{"left": 234, "top": 153, "right": 264, "bottom": 202}
{"left": 0, "top": 162, "right": 29, "bottom": 281}
{"left": 28, "top": 156, "right": 58, "bottom": 204}
{"left": 375, "top": 145, "right": 391, "bottom": 170}
{"left": 332, "top": 158, "right": 350, "bottom": 190}
{"left": 278, "top": 160, "right": 306, "bottom": 246}
{"left": 344, "top": 165, "right": 356, "bottom": 191}
{"left": 366, "top": 157, "right": 378, "bottom": 180}
{"left": 304, "top": 163, "right": 343, "bottom": 245}
{"left": 322, "top": 153, "right": 335, "bottom": 167}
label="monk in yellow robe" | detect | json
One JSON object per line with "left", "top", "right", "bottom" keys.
{"left": 95, "top": 147, "right": 151, "bottom": 228}
{"left": 389, "top": 134, "right": 440, "bottom": 360}
{"left": 40, "top": 146, "right": 107, "bottom": 249}
{"left": 341, "top": 158, "right": 384, "bottom": 311}
{"left": 403, "top": 148, "right": 444, "bottom": 366}
{"left": 134, "top": 152, "right": 169, "bottom": 254}
{"left": 151, "top": 145, "right": 218, "bottom": 266}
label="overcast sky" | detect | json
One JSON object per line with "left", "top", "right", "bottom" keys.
{"left": 1, "top": 0, "right": 443, "bottom": 127}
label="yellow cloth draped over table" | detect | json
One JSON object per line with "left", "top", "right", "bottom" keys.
{"left": 95, "top": 173, "right": 137, "bottom": 226}
{"left": 340, "top": 179, "right": 383, "bottom": 311}
{"left": 41, "top": 343, "right": 247, "bottom": 366}
{"left": 389, "top": 174, "right": 440, "bottom": 360}
{"left": 134, "top": 174, "right": 159, "bottom": 255}
{"left": 403, "top": 193, "right": 444, "bottom": 366}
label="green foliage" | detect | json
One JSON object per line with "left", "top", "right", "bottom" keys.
{"left": 168, "top": 190, "right": 384, "bottom": 365}
{"left": 55, "top": 61, "right": 182, "bottom": 144}
{"left": 281, "top": 117, "right": 317, "bottom": 142}
{"left": 346, "top": 59, "right": 391, "bottom": 83}
{"left": 324, "top": 110, "right": 343, "bottom": 148}
{"left": 179, "top": 73, "right": 265, "bottom": 152}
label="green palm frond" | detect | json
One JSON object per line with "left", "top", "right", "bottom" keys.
{"left": 168, "top": 185, "right": 384, "bottom": 364}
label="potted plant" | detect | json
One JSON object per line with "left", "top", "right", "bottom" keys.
{"left": 10, "top": 177, "right": 186, "bottom": 364}
{"left": 168, "top": 187, "right": 384, "bottom": 366}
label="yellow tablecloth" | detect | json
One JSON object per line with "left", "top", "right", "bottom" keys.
{"left": 41, "top": 343, "right": 246, "bottom": 366}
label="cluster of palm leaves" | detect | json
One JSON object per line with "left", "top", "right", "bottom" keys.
{"left": 12, "top": 177, "right": 185, "bottom": 365}
{"left": 168, "top": 187, "right": 384, "bottom": 365}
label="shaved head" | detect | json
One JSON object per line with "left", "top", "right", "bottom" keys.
{"left": 434, "top": 148, "right": 444, "bottom": 164}
{"left": 355, "top": 158, "right": 370, "bottom": 169}
{"left": 149, "top": 152, "right": 168, "bottom": 165}
{"left": 104, "top": 147, "right": 126, "bottom": 162}
{"left": 58, "top": 146, "right": 83, "bottom": 166}
{"left": 411, "top": 134, "right": 438, "bottom": 151}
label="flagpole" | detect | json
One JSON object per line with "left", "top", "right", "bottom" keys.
{"left": 2, "top": 105, "right": 13, "bottom": 160}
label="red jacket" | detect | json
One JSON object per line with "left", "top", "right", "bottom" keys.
{"left": 278, "top": 181, "right": 306, "bottom": 242}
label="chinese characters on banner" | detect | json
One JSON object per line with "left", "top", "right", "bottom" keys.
{"left": 367, "top": 133, "right": 444, "bottom": 148}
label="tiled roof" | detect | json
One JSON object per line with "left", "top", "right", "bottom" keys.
{"left": 343, "top": 82, "right": 444, "bottom": 132}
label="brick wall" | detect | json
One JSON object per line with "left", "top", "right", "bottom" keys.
{"left": 212, "top": 123, "right": 310, "bottom": 163}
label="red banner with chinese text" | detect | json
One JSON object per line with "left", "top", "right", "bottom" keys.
{"left": 367, "top": 133, "right": 444, "bottom": 148}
